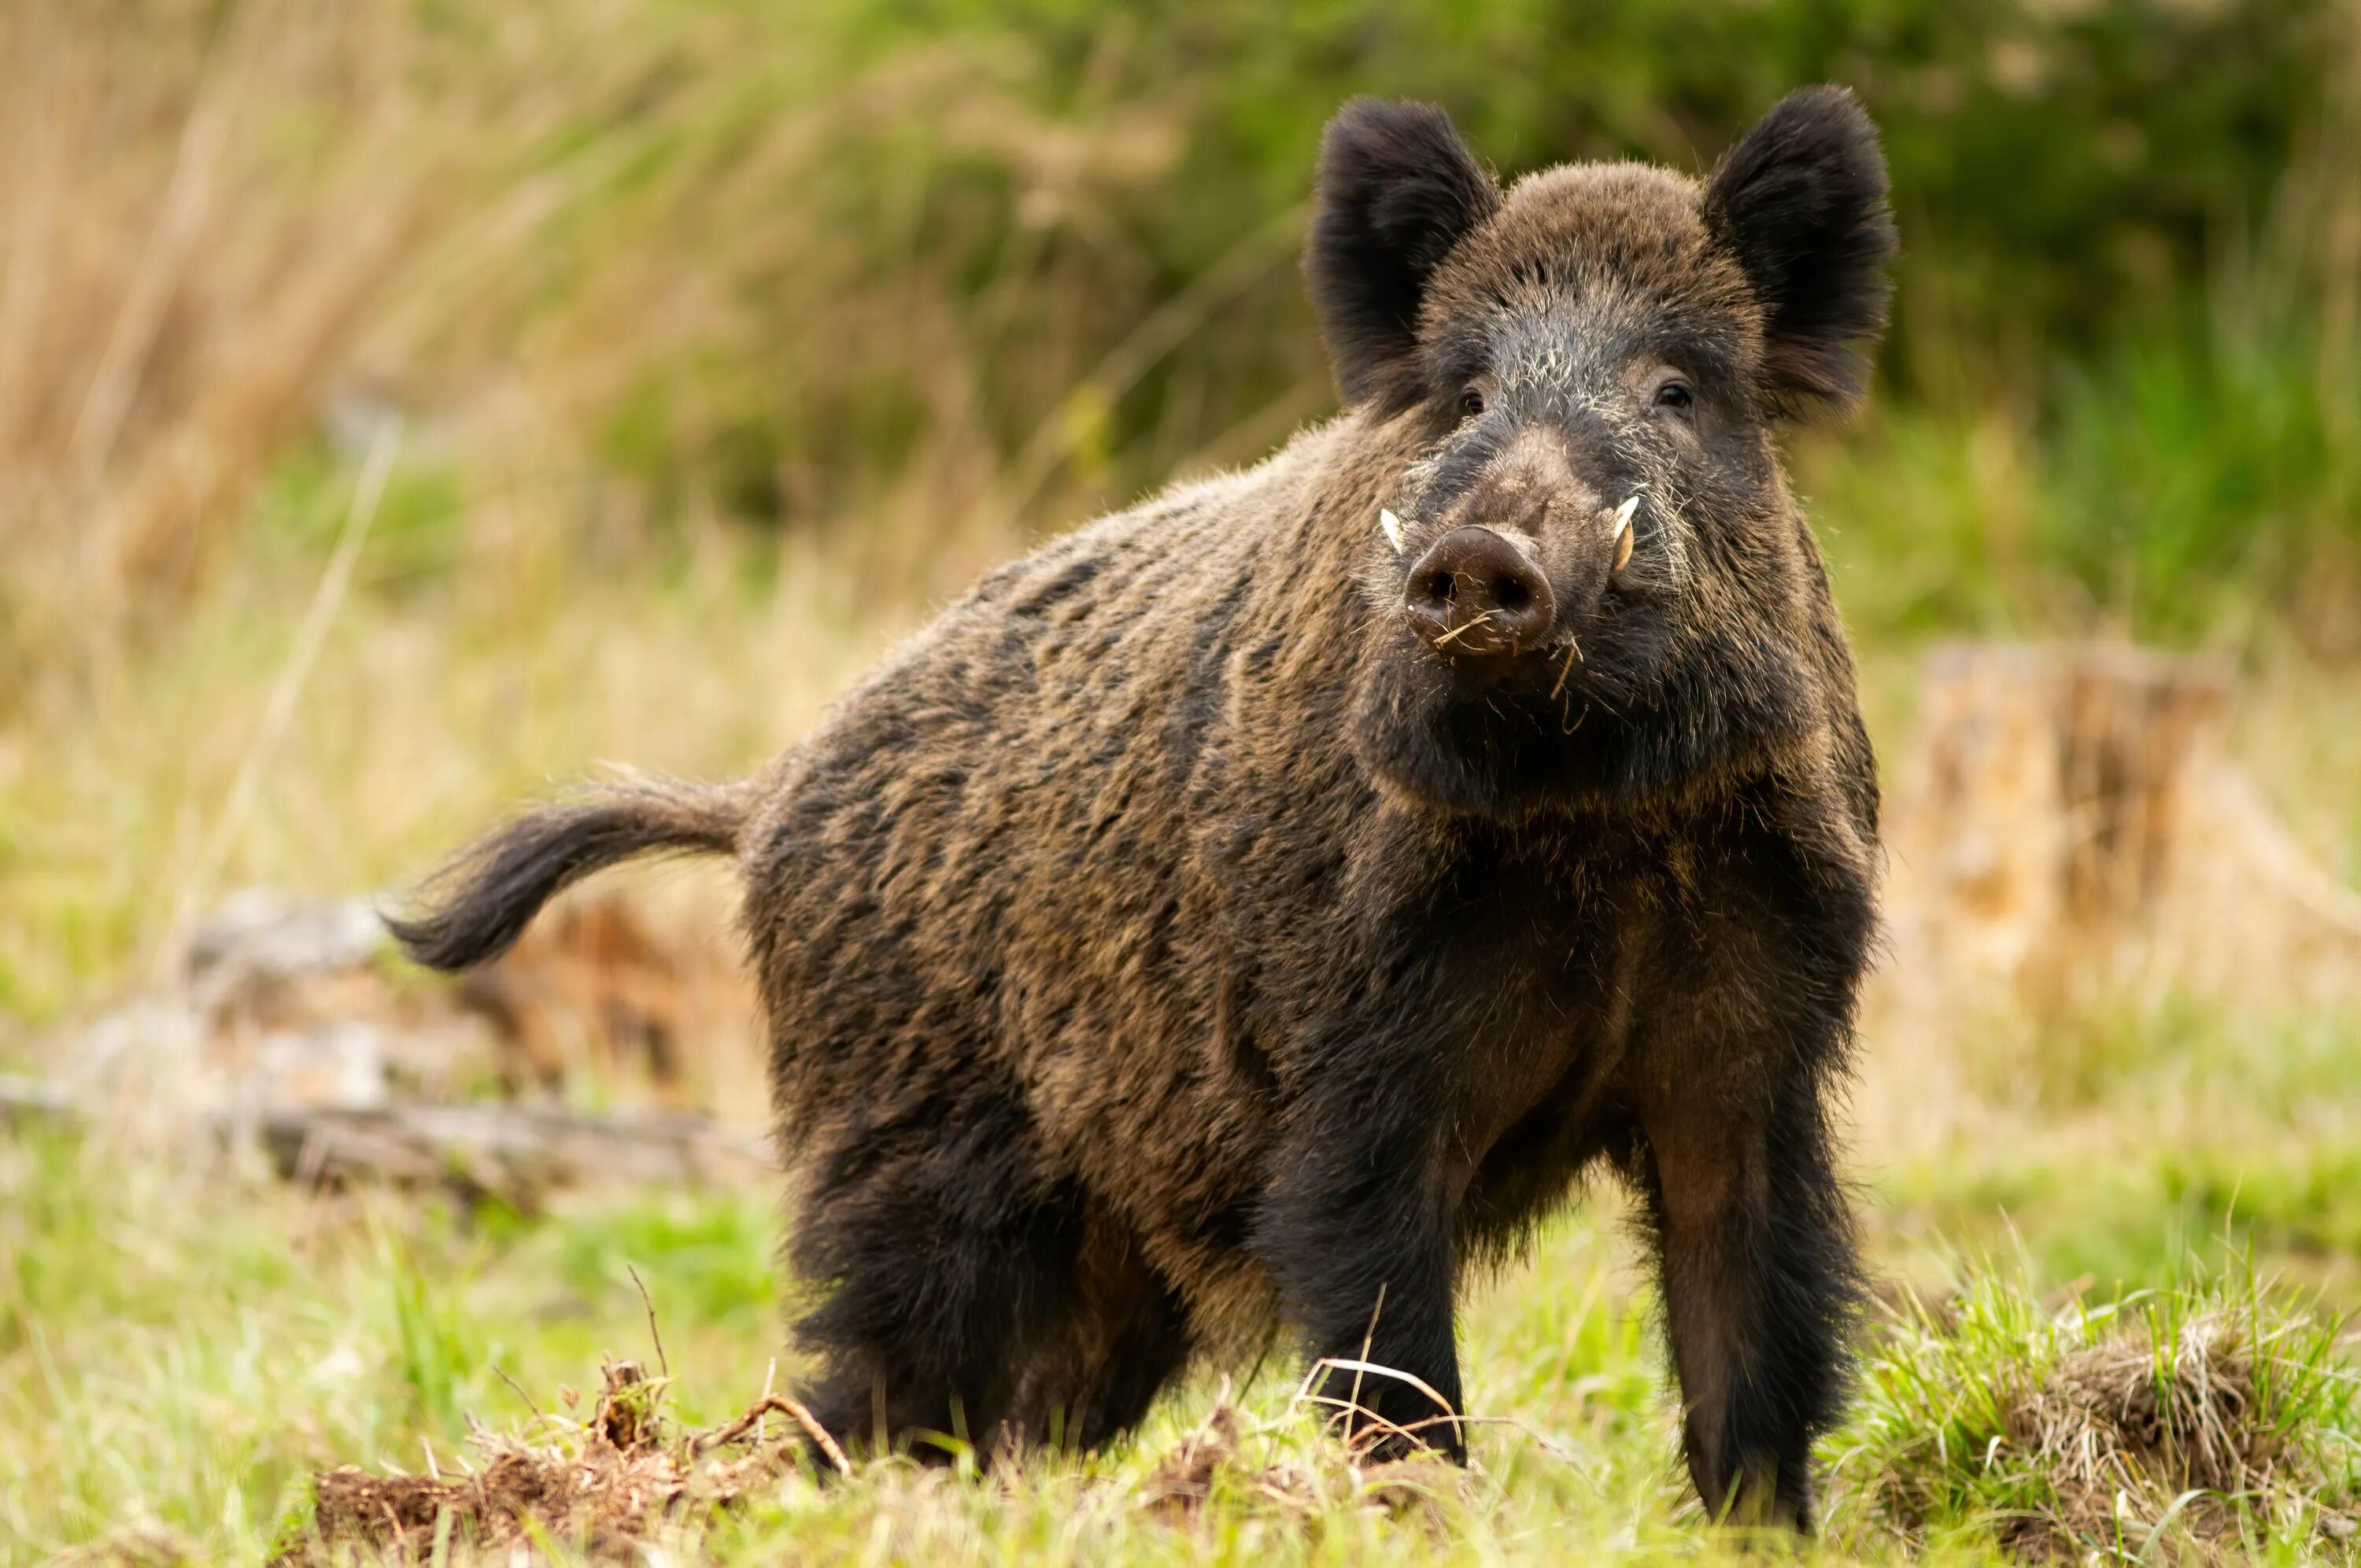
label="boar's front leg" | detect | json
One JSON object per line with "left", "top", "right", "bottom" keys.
{"left": 1254, "top": 1082, "right": 1466, "bottom": 1464}
{"left": 1631, "top": 1068, "right": 1858, "bottom": 1529}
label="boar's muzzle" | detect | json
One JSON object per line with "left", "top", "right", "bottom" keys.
{"left": 1402, "top": 525, "right": 1556, "bottom": 657}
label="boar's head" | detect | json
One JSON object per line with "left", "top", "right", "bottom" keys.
{"left": 1314, "top": 88, "right": 1895, "bottom": 817}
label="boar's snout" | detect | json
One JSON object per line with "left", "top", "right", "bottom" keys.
{"left": 1403, "top": 526, "right": 1556, "bottom": 657}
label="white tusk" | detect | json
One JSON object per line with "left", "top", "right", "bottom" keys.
{"left": 1380, "top": 507, "right": 1406, "bottom": 555}
{"left": 1611, "top": 494, "right": 1640, "bottom": 540}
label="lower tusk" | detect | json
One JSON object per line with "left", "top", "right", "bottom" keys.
{"left": 1610, "top": 495, "right": 1639, "bottom": 573}
{"left": 1380, "top": 508, "right": 1406, "bottom": 555}
{"left": 1614, "top": 524, "right": 1635, "bottom": 573}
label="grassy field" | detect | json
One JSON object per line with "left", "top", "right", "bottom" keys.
{"left": 4, "top": 1035, "right": 2356, "bottom": 1563}
{"left": 5, "top": 1, "right": 2361, "bottom": 1562}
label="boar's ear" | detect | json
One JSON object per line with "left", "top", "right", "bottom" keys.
{"left": 1306, "top": 98, "right": 1499, "bottom": 411}
{"left": 1705, "top": 86, "right": 1897, "bottom": 419}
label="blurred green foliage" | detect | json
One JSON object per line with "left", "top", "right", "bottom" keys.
{"left": 833, "top": 0, "right": 2330, "bottom": 374}
{"left": 17, "top": 1, "right": 2355, "bottom": 654}
{"left": 460, "top": 0, "right": 2353, "bottom": 645}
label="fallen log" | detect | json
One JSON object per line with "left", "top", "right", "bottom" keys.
{"left": 0, "top": 1074, "right": 772, "bottom": 1205}
{"left": 244, "top": 1099, "right": 774, "bottom": 1201}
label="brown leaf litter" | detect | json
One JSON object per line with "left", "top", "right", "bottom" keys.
{"left": 281, "top": 1361, "right": 1481, "bottom": 1563}
{"left": 274, "top": 1360, "right": 844, "bottom": 1564}
{"left": 1138, "top": 1403, "right": 1317, "bottom": 1521}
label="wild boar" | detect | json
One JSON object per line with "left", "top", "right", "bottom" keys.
{"left": 392, "top": 84, "right": 1894, "bottom": 1526}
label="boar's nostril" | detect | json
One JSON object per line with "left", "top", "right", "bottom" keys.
{"left": 1402, "top": 526, "right": 1555, "bottom": 656}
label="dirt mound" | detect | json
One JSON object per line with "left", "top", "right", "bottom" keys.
{"left": 2004, "top": 1312, "right": 2333, "bottom": 1556}
{"left": 1842, "top": 1276, "right": 2359, "bottom": 1562}
{"left": 279, "top": 1367, "right": 1480, "bottom": 1562}
{"left": 275, "top": 1361, "right": 845, "bottom": 1563}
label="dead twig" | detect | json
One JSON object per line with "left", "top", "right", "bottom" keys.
{"left": 492, "top": 1365, "right": 547, "bottom": 1425}
{"left": 1429, "top": 610, "right": 1497, "bottom": 650}
{"left": 693, "top": 1396, "right": 852, "bottom": 1477}
{"left": 1550, "top": 635, "right": 1583, "bottom": 699}
{"left": 626, "top": 1264, "right": 670, "bottom": 1381}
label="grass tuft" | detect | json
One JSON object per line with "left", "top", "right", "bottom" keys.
{"left": 1833, "top": 1258, "right": 2360, "bottom": 1560}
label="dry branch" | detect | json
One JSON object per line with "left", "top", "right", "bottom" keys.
{"left": 246, "top": 1099, "right": 772, "bottom": 1201}
{"left": 0, "top": 1074, "right": 770, "bottom": 1204}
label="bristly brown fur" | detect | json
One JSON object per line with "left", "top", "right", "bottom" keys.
{"left": 394, "top": 87, "right": 1895, "bottom": 1530}
{"left": 386, "top": 773, "right": 749, "bottom": 972}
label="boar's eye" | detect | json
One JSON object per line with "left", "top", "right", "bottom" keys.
{"left": 1653, "top": 378, "right": 1694, "bottom": 414}
{"left": 1458, "top": 382, "right": 1487, "bottom": 419}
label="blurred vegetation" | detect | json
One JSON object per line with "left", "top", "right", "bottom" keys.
{"left": 5, "top": 0, "right": 2359, "bottom": 675}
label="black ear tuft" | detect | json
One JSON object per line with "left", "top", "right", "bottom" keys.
{"left": 1705, "top": 86, "right": 1897, "bottom": 419}
{"left": 1306, "top": 98, "right": 1499, "bottom": 411}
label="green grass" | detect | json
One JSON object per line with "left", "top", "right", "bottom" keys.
{"left": 1834, "top": 1258, "right": 2356, "bottom": 1561}
{"left": 6, "top": 1009, "right": 2356, "bottom": 1567}
{"left": 1858, "top": 1001, "right": 2361, "bottom": 1308}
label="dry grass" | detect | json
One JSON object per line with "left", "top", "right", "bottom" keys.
{"left": 0, "top": 0, "right": 1295, "bottom": 699}
{"left": 1835, "top": 1265, "right": 2359, "bottom": 1561}
{"left": 6, "top": 0, "right": 2360, "bottom": 1032}
{"left": 2025, "top": 1315, "right": 2306, "bottom": 1548}
{"left": 0, "top": 1, "right": 462, "bottom": 683}
{"left": 0, "top": 0, "right": 1314, "bottom": 1021}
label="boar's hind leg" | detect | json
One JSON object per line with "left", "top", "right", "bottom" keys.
{"left": 785, "top": 1135, "right": 1188, "bottom": 1464}
{"left": 1002, "top": 1209, "right": 1192, "bottom": 1452}
{"left": 1629, "top": 1072, "right": 1859, "bottom": 1530}
{"left": 781, "top": 1122, "right": 1065, "bottom": 1463}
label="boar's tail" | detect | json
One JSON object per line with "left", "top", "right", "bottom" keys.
{"left": 383, "top": 772, "right": 752, "bottom": 972}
